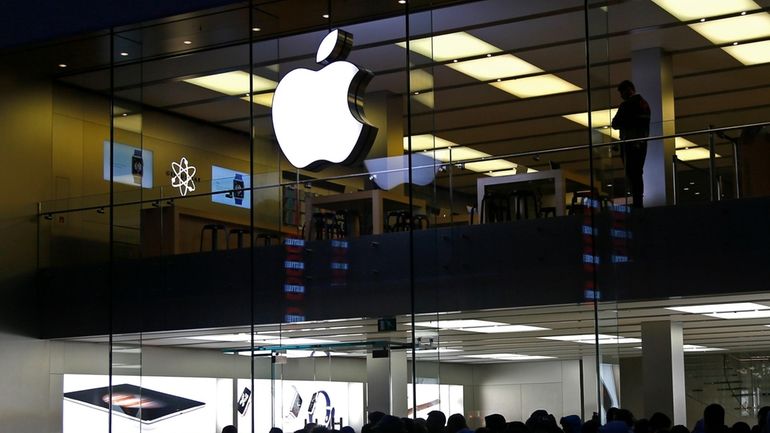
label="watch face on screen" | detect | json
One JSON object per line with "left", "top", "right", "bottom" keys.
{"left": 131, "top": 155, "right": 144, "bottom": 176}
{"left": 64, "top": 383, "right": 205, "bottom": 424}
{"left": 233, "top": 178, "right": 245, "bottom": 199}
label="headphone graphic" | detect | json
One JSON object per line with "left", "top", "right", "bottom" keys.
{"left": 307, "top": 390, "right": 335, "bottom": 428}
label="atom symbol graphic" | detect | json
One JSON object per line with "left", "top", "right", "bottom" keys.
{"left": 171, "top": 157, "right": 197, "bottom": 196}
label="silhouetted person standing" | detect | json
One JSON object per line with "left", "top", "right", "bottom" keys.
{"left": 612, "top": 80, "right": 651, "bottom": 208}
{"left": 703, "top": 404, "right": 727, "bottom": 433}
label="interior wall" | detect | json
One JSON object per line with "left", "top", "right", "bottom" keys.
{"left": 470, "top": 360, "right": 583, "bottom": 424}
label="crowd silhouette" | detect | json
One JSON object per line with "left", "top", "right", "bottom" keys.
{"left": 226, "top": 404, "right": 770, "bottom": 433}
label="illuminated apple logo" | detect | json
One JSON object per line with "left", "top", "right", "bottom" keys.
{"left": 272, "top": 29, "right": 378, "bottom": 170}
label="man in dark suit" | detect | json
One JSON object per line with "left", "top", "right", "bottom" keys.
{"left": 612, "top": 80, "right": 651, "bottom": 208}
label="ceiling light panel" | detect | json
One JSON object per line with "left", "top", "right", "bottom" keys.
{"left": 404, "top": 134, "right": 458, "bottom": 151}
{"left": 427, "top": 146, "right": 488, "bottom": 163}
{"left": 183, "top": 71, "right": 277, "bottom": 95}
{"left": 690, "top": 13, "right": 770, "bottom": 44}
{"left": 464, "top": 159, "right": 517, "bottom": 172}
{"left": 676, "top": 147, "right": 720, "bottom": 161}
{"left": 241, "top": 92, "right": 275, "bottom": 107}
{"left": 540, "top": 334, "right": 641, "bottom": 344}
{"left": 397, "top": 32, "right": 581, "bottom": 98}
{"left": 466, "top": 353, "right": 555, "bottom": 361}
{"left": 706, "top": 310, "right": 770, "bottom": 319}
{"left": 414, "top": 319, "right": 506, "bottom": 329}
{"left": 449, "top": 55, "right": 542, "bottom": 81}
{"left": 665, "top": 302, "right": 769, "bottom": 314}
{"left": 492, "top": 74, "right": 582, "bottom": 98}
{"left": 563, "top": 109, "right": 618, "bottom": 127}
{"left": 650, "top": 0, "right": 759, "bottom": 22}
{"left": 398, "top": 32, "right": 499, "bottom": 62}
{"left": 675, "top": 137, "right": 698, "bottom": 149}
{"left": 466, "top": 325, "right": 550, "bottom": 333}
{"left": 723, "top": 40, "right": 770, "bottom": 65}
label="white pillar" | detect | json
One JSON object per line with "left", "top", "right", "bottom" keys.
{"left": 366, "top": 349, "right": 408, "bottom": 417}
{"left": 632, "top": 48, "right": 676, "bottom": 207}
{"left": 641, "top": 321, "right": 686, "bottom": 425}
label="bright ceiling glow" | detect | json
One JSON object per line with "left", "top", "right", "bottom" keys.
{"left": 414, "top": 319, "right": 548, "bottom": 333}
{"left": 398, "top": 32, "right": 581, "bottom": 98}
{"left": 683, "top": 344, "right": 725, "bottom": 352}
{"left": 675, "top": 137, "right": 698, "bottom": 148}
{"left": 666, "top": 302, "right": 769, "bottom": 318}
{"left": 492, "top": 74, "right": 582, "bottom": 98}
{"left": 563, "top": 109, "right": 617, "bottom": 128}
{"left": 650, "top": 0, "right": 759, "bottom": 22}
{"left": 414, "top": 347, "right": 462, "bottom": 354}
{"left": 398, "top": 32, "right": 499, "bottom": 62}
{"left": 404, "top": 134, "right": 458, "bottom": 151}
{"left": 184, "top": 334, "right": 338, "bottom": 345}
{"left": 467, "top": 325, "right": 550, "bottom": 333}
{"left": 690, "top": 13, "right": 770, "bottom": 44}
{"left": 412, "top": 91, "right": 435, "bottom": 108}
{"left": 450, "top": 55, "right": 542, "bottom": 81}
{"left": 635, "top": 344, "right": 724, "bottom": 352}
{"left": 666, "top": 302, "right": 769, "bottom": 314}
{"left": 652, "top": 1, "right": 770, "bottom": 65}
{"left": 466, "top": 353, "right": 555, "bottom": 361}
{"left": 428, "top": 146, "right": 488, "bottom": 163}
{"left": 723, "top": 40, "right": 770, "bottom": 65}
{"left": 415, "top": 319, "right": 506, "bottom": 329}
{"left": 241, "top": 92, "right": 275, "bottom": 107}
{"left": 707, "top": 310, "right": 770, "bottom": 319}
{"left": 676, "top": 147, "right": 721, "bottom": 161}
{"left": 465, "top": 159, "right": 517, "bottom": 172}
{"left": 184, "top": 71, "right": 277, "bottom": 95}
{"left": 540, "top": 334, "right": 641, "bottom": 344}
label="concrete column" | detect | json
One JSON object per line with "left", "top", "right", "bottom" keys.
{"left": 631, "top": 48, "right": 676, "bottom": 207}
{"left": 641, "top": 321, "right": 686, "bottom": 424}
{"left": 581, "top": 355, "right": 599, "bottom": 420}
{"left": 366, "top": 349, "right": 408, "bottom": 417}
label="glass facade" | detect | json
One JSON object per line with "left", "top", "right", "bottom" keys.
{"left": 2, "top": 1, "right": 770, "bottom": 432}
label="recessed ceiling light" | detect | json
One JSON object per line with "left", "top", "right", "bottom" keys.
{"left": 183, "top": 40, "right": 192, "bottom": 45}
{"left": 58, "top": 63, "right": 67, "bottom": 68}
{"left": 414, "top": 319, "right": 504, "bottom": 329}
{"left": 464, "top": 159, "right": 517, "bottom": 173}
{"left": 322, "top": 14, "right": 330, "bottom": 19}
{"left": 700, "top": 18, "right": 706, "bottom": 22}
{"left": 252, "top": 27, "right": 261, "bottom": 32}
{"left": 667, "top": 302, "right": 769, "bottom": 315}
{"left": 398, "top": 0, "right": 406, "bottom": 4}
{"left": 676, "top": 147, "right": 721, "bottom": 161}
{"left": 635, "top": 345, "right": 724, "bottom": 352}
{"left": 183, "top": 71, "right": 277, "bottom": 95}
{"left": 120, "top": 52, "right": 128, "bottom": 57}
{"left": 539, "top": 334, "right": 641, "bottom": 344}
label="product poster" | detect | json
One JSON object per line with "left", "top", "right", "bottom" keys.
{"left": 407, "top": 384, "right": 464, "bottom": 419}
{"left": 102, "top": 141, "right": 154, "bottom": 188}
{"left": 63, "top": 374, "right": 232, "bottom": 433}
{"left": 211, "top": 165, "right": 251, "bottom": 209}
{"left": 236, "top": 379, "right": 365, "bottom": 433}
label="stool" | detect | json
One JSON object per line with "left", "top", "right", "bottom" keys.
{"left": 336, "top": 209, "right": 360, "bottom": 238}
{"left": 480, "top": 192, "right": 511, "bottom": 223}
{"left": 412, "top": 214, "right": 430, "bottom": 230}
{"left": 510, "top": 190, "right": 539, "bottom": 220}
{"left": 229, "top": 228, "right": 250, "bottom": 249}
{"left": 256, "top": 233, "right": 280, "bottom": 246}
{"left": 539, "top": 207, "right": 557, "bottom": 218}
{"left": 385, "top": 210, "right": 410, "bottom": 232}
{"left": 200, "top": 223, "right": 227, "bottom": 252}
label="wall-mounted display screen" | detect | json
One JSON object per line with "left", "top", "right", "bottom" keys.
{"left": 63, "top": 374, "right": 232, "bottom": 433}
{"left": 102, "top": 141, "right": 154, "bottom": 188}
{"left": 236, "top": 378, "right": 365, "bottom": 433}
{"left": 211, "top": 165, "right": 251, "bottom": 209}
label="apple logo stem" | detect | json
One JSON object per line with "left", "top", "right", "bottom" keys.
{"left": 272, "top": 29, "right": 378, "bottom": 171}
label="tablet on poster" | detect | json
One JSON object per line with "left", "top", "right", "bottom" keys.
{"left": 102, "top": 141, "right": 154, "bottom": 188}
{"left": 212, "top": 165, "right": 251, "bottom": 209}
{"left": 63, "top": 374, "right": 232, "bottom": 433}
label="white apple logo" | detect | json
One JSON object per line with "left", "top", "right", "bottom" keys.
{"left": 272, "top": 29, "right": 378, "bottom": 170}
